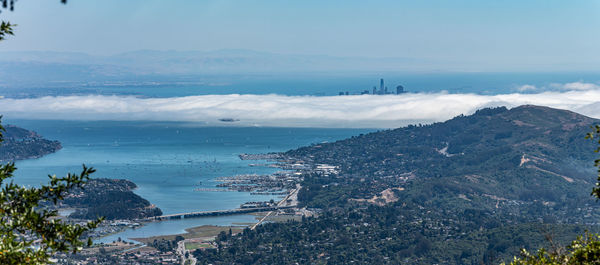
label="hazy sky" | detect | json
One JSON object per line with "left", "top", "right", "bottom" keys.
{"left": 1, "top": 0, "right": 599, "bottom": 69}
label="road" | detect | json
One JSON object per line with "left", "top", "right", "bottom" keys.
{"left": 177, "top": 240, "right": 197, "bottom": 265}
{"left": 251, "top": 184, "right": 300, "bottom": 230}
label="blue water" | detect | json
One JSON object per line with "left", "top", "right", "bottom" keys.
{"left": 8, "top": 120, "right": 370, "bottom": 214}
{"left": 98, "top": 215, "right": 260, "bottom": 244}
{"left": 5, "top": 119, "right": 369, "bottom": 241}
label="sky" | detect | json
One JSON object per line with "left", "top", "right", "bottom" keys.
{"left": 1, "top": 0, "right": 599, "bottom": 70}
{"left": 1, "top": 1, "right": 600, "bottom": 127}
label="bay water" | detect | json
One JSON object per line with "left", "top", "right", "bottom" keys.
{"left": 7, "top": 119, "right": 370, "bottom": 242}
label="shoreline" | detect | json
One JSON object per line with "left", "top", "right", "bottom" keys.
{"left": 92, "top": 153, "right": 305, "bottom": 245}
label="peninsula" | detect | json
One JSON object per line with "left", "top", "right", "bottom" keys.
{"left": 0, "top": 124, "right": 62, "bottom": 161}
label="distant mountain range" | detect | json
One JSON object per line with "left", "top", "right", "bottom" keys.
{"left": 0, "top": 50, "right": 439, "bottom": 88}
{"left": 0, "top": 49, "right": 430, "bottom": 73}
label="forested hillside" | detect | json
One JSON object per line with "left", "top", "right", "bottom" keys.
{"left": 0, "top": 125, "right": 61, "bottom": 161}
{"left": 195, "top": 105, "right": 600, "bottom": 264}
{"left": 64, "top": 178, "right": 162, "bottom": 220}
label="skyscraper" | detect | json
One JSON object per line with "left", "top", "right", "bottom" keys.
{"left": 380, "top": 79, "right": 384, "bottom": 93}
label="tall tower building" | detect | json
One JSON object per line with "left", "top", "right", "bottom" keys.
{"left": 380, "top": 79, "right": 384, "bottom": 93}
{"left": 373, "top": 86, "right": 377, "bottom": 95}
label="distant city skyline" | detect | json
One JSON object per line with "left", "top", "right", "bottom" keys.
{"left": 0, "top": 0, "right": 599, "bottom": 71}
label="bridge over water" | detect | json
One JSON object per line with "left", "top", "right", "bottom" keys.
{"left": 148, "top": 206, "right": 294, "bottom": 221}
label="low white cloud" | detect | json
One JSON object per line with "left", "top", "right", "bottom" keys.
{"left": 517, "top": 82, "right": 600, "bottom": 92}
{"left": 515, "top": 84, "right": 538, "bottom": 92}
{"left": 0, "top": 89, "right": 599, "bottom": 128}
{"left": 560, "top": 82, "right": 600, "bottom": 91}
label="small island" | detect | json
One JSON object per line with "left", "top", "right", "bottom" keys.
{"left": 218, "top": 118, "right": 240, "bottom": 122}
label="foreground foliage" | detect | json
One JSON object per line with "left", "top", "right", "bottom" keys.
{"left": 509, "top": 233, "right": 600, "bottom": 265}
{"left": 0, "top": 121, "right": 101, "bottom": 264}
{"left": 0, "top": 0, "right": 66, "bottom": 41}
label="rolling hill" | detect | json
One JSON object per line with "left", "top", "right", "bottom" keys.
{"left": 196, "top": 105, "right": 600, "bottom": 264}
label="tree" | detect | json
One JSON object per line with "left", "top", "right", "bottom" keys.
{"left": 0, "top": 0, "right": 66, "bottom": 41}
{"left": 0, "top": 2, "right": 103, "bottom": 263}
{"left": 507, "top": 125, "right": 600, "bottom": 264}
{"left": 588, "top": 125, "right": 600, "bottom": 200}
{"left": 0, "top": 120, "right": 102, "bottom": 264}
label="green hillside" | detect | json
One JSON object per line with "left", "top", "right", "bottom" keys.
{"left": 195, "top": 105, "right": 600, "bottom": 264}
{"left": 290, "top": 105, "right": 597, "bottom": 219}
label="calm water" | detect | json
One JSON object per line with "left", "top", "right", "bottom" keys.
{"left": 6, "top": 72, "right": 600, "bottom": 98}
{"left": 6, "top": 119, "right": 370, "bottom": 241}
{"left": 98, "top": 215, "right": 261, "bottom": 244}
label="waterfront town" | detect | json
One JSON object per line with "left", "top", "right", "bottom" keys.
{"left": 55, "top": 153, "right": 331, "bottom": 264}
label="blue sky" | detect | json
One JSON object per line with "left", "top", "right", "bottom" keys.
{"left": 1, "top": 0, "right": 599, "bottom": 70}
